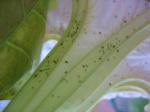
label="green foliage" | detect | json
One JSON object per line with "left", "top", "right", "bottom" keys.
{"left": 0, "top": 0, "right": 150, "bottom": 112}
{"left": 49, "top": 0, "right": 57, "bottom": 11}
{"left": 4, "top": 1, "right": 150, "bottom": 112}
{"left": 0, "top": 0, "right": 50, "bottom": 97}
{"left": 129, "top": 98, "right": 148, "bottom": 112}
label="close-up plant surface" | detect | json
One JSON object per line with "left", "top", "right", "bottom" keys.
{"left": 0, "top": 0, "right": 150, "bottom": 112}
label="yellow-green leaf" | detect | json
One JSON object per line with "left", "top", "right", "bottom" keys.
{"left": 0, "top": 0, "right": 49, "bottom": 97}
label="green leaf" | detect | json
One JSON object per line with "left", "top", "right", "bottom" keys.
{"left": 0, "top": 0, "right": 49, "bottom": 97}
{"left": 49, "top": 0, "right": 57, "bottom": 11}
{"left": 4, "top": 0, "right": 150, "bottom": 112}
{"left": 129, "top": 98, "right": 148, "bottom": 112}
{"left": 0, "top": 0, "right": 38, "bottom": 44}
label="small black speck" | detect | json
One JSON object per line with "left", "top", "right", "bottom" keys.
{"left": 107, "top": 58, "right": 110, "bottom": 61}
{"left": 10, "top": 91, "right": 15, "bottom": 96}
{"left": 109, "top": 82, "right": 112, "bottom": 86}
{"left": 101, "top": 46, "right": 104, "bottom": 49}
{"left": 34, "top": 74, "right": 38, "bottom": 77}
{"left": 98, "top": 32, "right": 101, "bottom": 35}
{"left": 64, "top": 71, "right": 68, "bottom": 74}
{"left": 51, "top": 94, "right": 55, "bottom": 97}
{"left": 116, "top": 49, "right": 119, "bottom": 52}
{"left": 60, "top": 42, "right": 64, "bottom": 46}
{"left": 113, "top": 0, "right": 116, "bottom": 3}
{"left": 65, "top": 60, "right": 68, "bottom": 64}
{"left": 114, "top": 15, "right": 118, "bottom": 18}
{"left": 39, "top": 69, "right": 43, "bottom": 72}
{"left": 53, "top": 60, "right": 57, "bottom": 64}
{"left": 112, "top": 45, "right": 116, "bottom": 48}
{"left": 61, "top": 77, "right": 68, "bottom": 83}
{"left": 98, "top": 57, "right": 102, "bottom": 60}
{"left": 123, "top": 20, "right": 127, "bottom": 23}
{"left": 126, "top": 35, "right": 129, "bottom": 39}
{"left": 82, "top": 65, "right": 85, "bottom": 68}
{"left": 57, "top": 96, "right": 60, "bottom": 98}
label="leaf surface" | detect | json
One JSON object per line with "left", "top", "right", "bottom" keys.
{"left": 4, "top": 0, "right": 150, "bottom": 112}
{"left": 0, "top": 0, "right": 49, "bottom": 97}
